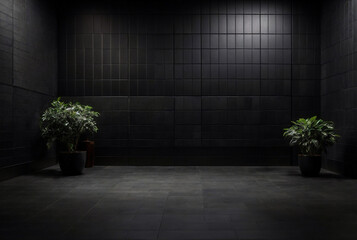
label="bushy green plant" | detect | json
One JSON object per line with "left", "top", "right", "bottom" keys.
{"left": 283, "top": 116, "right": 339, "bottom": 156}
{"left": 40, "top": 98, "right": 99, "bottom": 152}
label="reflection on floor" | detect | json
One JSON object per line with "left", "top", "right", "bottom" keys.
{"left": 0, "top": 166, "right": 356, "bottom": 240}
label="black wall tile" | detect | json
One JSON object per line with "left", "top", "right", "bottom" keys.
{"left": 321, "top": 0, "right": 357, "bottom": 177}
{"left": 13, "top": 0, "right": 57, "bottom": 96}
{"left": 0, "top": 0, "right": 12, "bottom": 86}
{"left": 0, "top": 84, "right": 13, "bottom": 168}
{"left": 58, "top": 0, "right": 321, "bottom": 165}
{"left": 0, "top": 0, "right": 57, "bottom": 173}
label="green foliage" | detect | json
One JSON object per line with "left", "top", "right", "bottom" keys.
{"left": 40, "top": 98, "right": 100, "bottom": 152}
{"left": 283, "top": 116, "right": 340, "bottom": 156}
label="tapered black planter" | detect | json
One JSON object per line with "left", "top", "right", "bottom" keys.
{"left": 59, "top": 151, "right": 86, "bottom": 175}
{"left": 298, "top": 155, "right": 321, "bottom": 177}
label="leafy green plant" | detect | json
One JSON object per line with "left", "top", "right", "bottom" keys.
{"left": 283, "top": 116, "right": 340, "bottom": 156}
{"left": 40, "top": 98, "right": 99, "bottom": 152}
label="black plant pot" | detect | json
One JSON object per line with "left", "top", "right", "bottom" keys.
{"left": 298, "top": 155, "right": 321, "bottom": 177}
{"left": 59, "top": 151, "right": 86, "bottom": 175}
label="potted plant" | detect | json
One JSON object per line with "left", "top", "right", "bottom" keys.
{"left": 40, "top": 98, "right": 99, "bottom": 175}
{"left": 283, "top": 116, "right": 339, "bottom": 177}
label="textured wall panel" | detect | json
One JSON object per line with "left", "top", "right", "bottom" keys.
{"left": 321, "top": 0, "right": 357, "bottom": 177}
{"left": 0, "top": 0, "right": 57, "bottom": 173}
{"left": 59, "top": 0, "right": 321, "bottom": 165}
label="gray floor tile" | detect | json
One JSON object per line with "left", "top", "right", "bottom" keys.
{"left": 0, "top": 166, "right": 356, "bottom": 240}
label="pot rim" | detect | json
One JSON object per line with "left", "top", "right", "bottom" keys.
{"left": 59, "top": 151, "right": 87, "bottom": 154}
{"left": 298, "top": 154, "right": 321, "bottom": 157}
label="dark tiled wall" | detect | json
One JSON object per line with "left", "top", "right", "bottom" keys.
{"left": 59, "top": 0, "right": 321, "bottom": 165}
{"left": 290, "top": 1, "right": 321, "bottom": 164}
{"left": 0, "top": 0, "right": 14, "bottom": 169}
{"left": 292, "top": 1, "right": 321, "bottom": 119}
{"left": 321, "top": 0, "right": 357, "bottom": 177}
{"left": 0, "top": 0, "right": 57, "bottom": 175}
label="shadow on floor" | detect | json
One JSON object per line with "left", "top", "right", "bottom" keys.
{"left": 318, "top": 172, "right": 345, "bottom": 179}
{"left": 31, "top": 169, "right": 65, "bottom": 179}
{"left": 286, "top": 171, "right": 344, "bottom": 179}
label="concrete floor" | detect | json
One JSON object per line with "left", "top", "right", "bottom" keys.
{"left": 0, "top": 166, "right": 357, "bottom": 240}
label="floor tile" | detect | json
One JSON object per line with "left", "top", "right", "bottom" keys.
{"left": 0, "top": 166, "right": 356, "bottom": 240}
